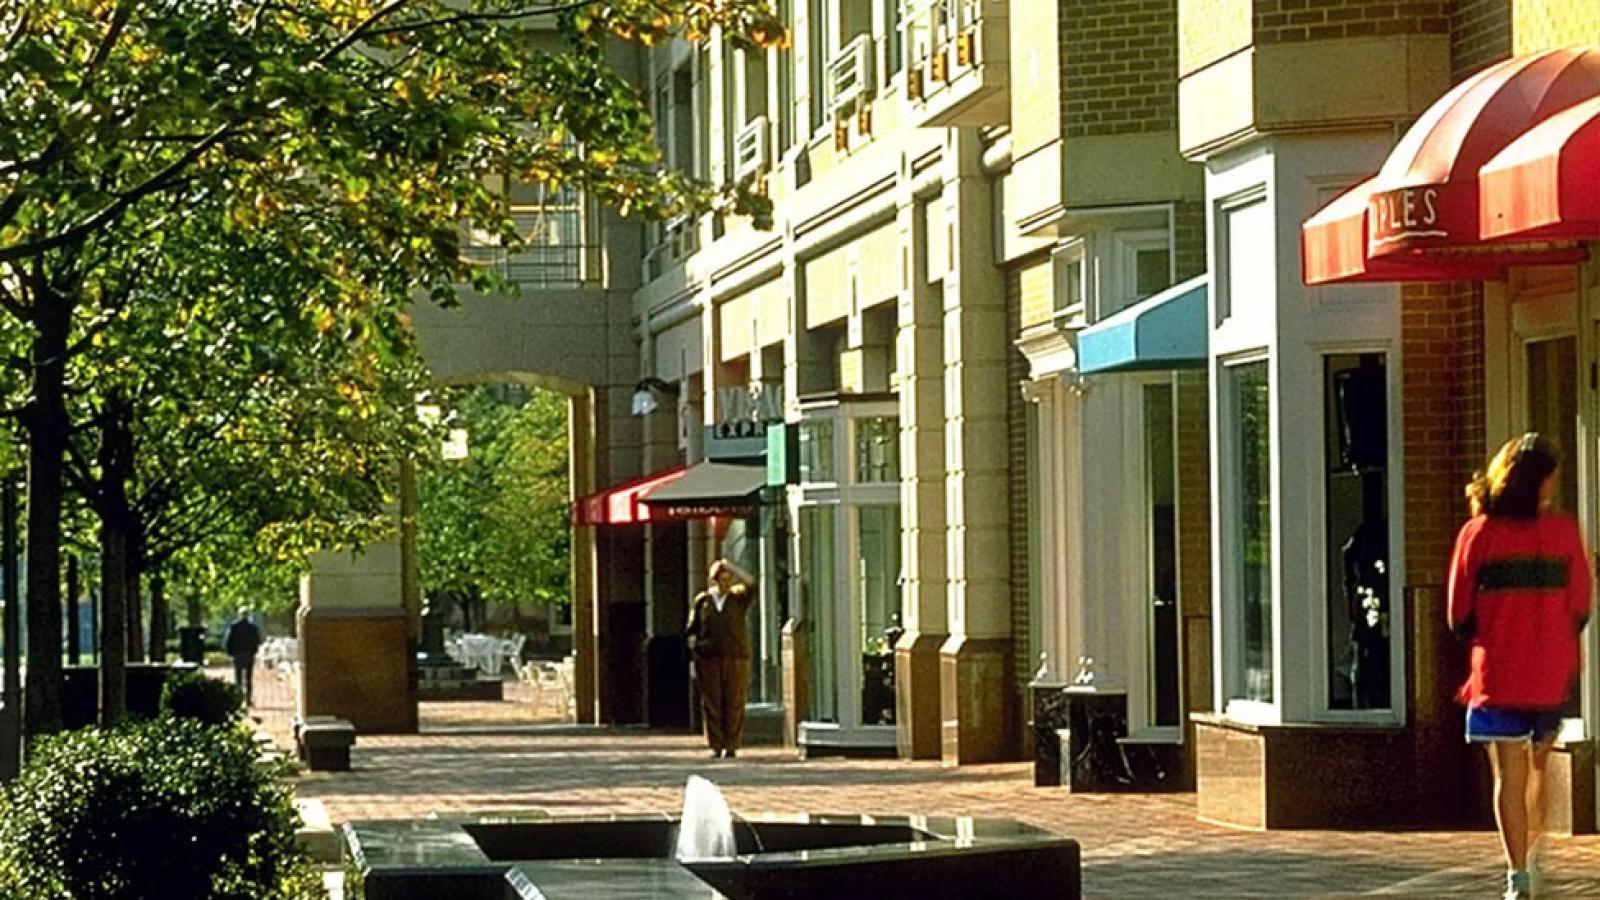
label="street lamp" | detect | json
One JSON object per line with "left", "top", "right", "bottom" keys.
{"left": 631, "top": 377, "right": 680, "bottom": 416}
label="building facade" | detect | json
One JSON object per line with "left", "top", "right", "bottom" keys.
{"left": 301, "top": 0, "right": 1600, "bottom": 834}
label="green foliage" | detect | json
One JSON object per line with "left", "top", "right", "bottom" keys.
{"left": 169, "top": 534, "right": 306, "bottom": 620}
{"left": 160, "top": 669, "right": 244, "bottom": 726}
{"left": 419, "top": 384, "right": 570, "bottom": 610}
{"left": 0, "top": 0, "right": 783, "bottom": 730}
{"left": 0, "top": 719, "right": 323, "bottom": 900}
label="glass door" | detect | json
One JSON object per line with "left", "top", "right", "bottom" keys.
{"left": 1525, "top": 335, "right": 1580, "bottom": 722}
{"left": 796, "top": 401, "right": 902, "bottom": 747}
{"left": 856, "top": 505, "right": 901, "bottom": 726}
{"left": 1141, "top": 382, "right": 1180, "bottom": 730}
{"left": 799, "top": 504, "right": 839, "bottom": 723}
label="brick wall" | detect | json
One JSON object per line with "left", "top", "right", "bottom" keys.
{"left": 1005, "top": 265, "right": 1034, "bottom": 707}
{"left": 1400, "top": 281, "right": 1485, "bottom": 588}
{"left": 1176, "top": 368, "right": 1213, "bottom": 714}
{"left": 1450, "top": 0, "right": 1511, "bottom": 80}
{"left": 1174, "top": 199, "right": 1207, "bottom": 282}
{"left": 1065, "top": 0, "right": 1180, "bottom": 138}
{"left": 1253, "top": 0, "right": 1450, "bottom": 44}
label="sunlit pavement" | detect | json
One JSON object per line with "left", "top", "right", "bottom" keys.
{"left": 240, "top": 669, "right": 1600, "bottom": 897}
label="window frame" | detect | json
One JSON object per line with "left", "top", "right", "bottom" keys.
{"left": 1308, "top": 345, "right": 1408, "bottom": 725}
{"left": 1220, "top": 351, "right": 1277, "bottom": 724}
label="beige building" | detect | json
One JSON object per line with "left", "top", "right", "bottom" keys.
{"left": 297, "top": 3, "right": 1600, "bottom": 835}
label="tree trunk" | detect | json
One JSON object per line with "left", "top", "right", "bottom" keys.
{"left": 147, "top": 574, "right": 168, "bottom": 663}
{"left": 23, "top": 286, "right": 70, "bottom": 738}
{"left": 185, "top": 594, "right": 202, "bottom": 628}
{"left": 126, "top": 568, "right": 144, "bottom": 663}
{"left": 96, "top": 398, "right": 134, "bottom": 725}
{"left": 98, "top": 517, "right": 127, "bottom": 725}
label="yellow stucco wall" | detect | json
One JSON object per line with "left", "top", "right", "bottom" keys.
{"left": 1178, "top": 0, "right": 1251, "bottom": 77}
{"left": 719, "top": 293, "right": 751, "bottom": 362}
{"left": 1009, "top": 0, "right": 1061, "bottom": 160}
{"left": 1017, "top": 256, "right": 1055, "bottom": 331}
{"left": 1513, "top": 0, "right": 1600, "bottom": 54}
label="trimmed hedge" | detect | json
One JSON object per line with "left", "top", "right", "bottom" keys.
{"left": 161, "top": 669, "right": 244, "bottom": 726}
{"left": 0, "top": 719, "right": 323, "bottom": 900}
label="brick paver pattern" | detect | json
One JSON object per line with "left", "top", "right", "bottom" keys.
{"left": 245, "top": 668, "right": 1600, "bottom": 897}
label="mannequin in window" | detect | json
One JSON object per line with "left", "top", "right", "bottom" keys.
{"left": 1343, "top": 470, "right": 1390, "bottom": 709}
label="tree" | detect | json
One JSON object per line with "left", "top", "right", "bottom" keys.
{"left": 61, "top": 183, "right": 430, "bottom": 714}
{"left": 417, "top": 384, "right": 570, "bottom": 628}
{"left": 0, "top": 0, "right": 783, "bottom": 734}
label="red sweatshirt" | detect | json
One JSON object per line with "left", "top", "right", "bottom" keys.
{"left": 1447, "top": 513, "right": 1592, "bottom": 709}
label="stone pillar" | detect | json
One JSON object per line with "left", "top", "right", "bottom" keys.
{"left": 895, "top": 169, "right": 947, "bottom": 760}
{"left": 939, "top": 131, "right": 1014, "bottom": 765}
{"left": 297, "top": 533, "right": 417, "bottom": 734}
{"left": 643, "top": 366, "right": 690, "bottom": 727}
{"left": 596, "top": 381, "right": 648, "bottom": 726}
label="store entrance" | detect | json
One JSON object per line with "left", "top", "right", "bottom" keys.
{"left": 794, "top": 400, "right": 903, "bottom": 754}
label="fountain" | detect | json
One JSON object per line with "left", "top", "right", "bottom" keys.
{"left": 675, "top": 775, "right": 736, "bottom": 861}
{"left": 343, "top": 777, "right": 1081, "bottom": 899}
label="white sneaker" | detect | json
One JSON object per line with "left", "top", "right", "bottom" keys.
{"left": 1504, "top": 868, "right": 1532, "bottom": 900}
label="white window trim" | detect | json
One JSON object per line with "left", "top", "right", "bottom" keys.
{"left": 1123, "top": 372, "right": 1184, "bottom": 744}
{"left": 793, "top": 398, "right": 901, "bottom": 734}
{"left": 1102, "top": 228, "right": 1171, "bottom": 321}
{"left": 1213, "top": 185, "right": 1269, "bottom": 329}
{"left": 1305, "top": 343, "right": 1407, "bottom": 726}
{"left": 1219, "top": 350, "right": 1280, "bottom": 726}
{"left": 1051, "top": 237, "right": 1089, "bottom": 325}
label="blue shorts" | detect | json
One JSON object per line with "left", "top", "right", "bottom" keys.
{"left": 1465, "top": 706, "right": 1563, "bottom": 744}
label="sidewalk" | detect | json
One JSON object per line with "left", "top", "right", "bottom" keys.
{"left": 249, "top": 672, "right": 1600, "bottom": 897}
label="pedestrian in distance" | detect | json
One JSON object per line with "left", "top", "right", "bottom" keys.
{"left": 1448, "top": 433, "right": 1592, "bottom": 900}
{"left": 686, "top": 559, "right": 755, "bottom": 759}
{"left": 224, "top": 607, "right": 264, "bottom": 706}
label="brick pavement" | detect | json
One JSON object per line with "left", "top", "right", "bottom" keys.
{"left": 244, "top": 669, "right": 1600, "bottom": 897}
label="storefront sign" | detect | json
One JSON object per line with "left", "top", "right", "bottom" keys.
{"left": 1368, "top": 187, "right": 1446, "bottom": 247}
{"left": 706, "top": 382, "right": 783, "bottom": 461}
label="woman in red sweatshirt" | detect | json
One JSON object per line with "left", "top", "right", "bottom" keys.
{"left": 1448, "top": 433, "right": 1591, "bottom": 900}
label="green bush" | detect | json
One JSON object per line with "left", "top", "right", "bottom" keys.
{"left": 162, "top": 668, "right": 244, "bottom": 726}
{"left": 0, "top": 719, "right": 324, "bottom": 900}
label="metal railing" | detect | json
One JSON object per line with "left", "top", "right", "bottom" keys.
{"left": 461, "top": 243, "right": 594, "bottom": 290}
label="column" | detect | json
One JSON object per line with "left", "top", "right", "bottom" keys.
{"left": 570, "top": 391, "right": 598, "bottom": 724}
{"left": 895, "top": 164, "right": 947, "bottom": 760}
{"left": 297, "top": 484, "right": 417, "bottom": 734}
{"left": 939, "top": 130, "right": 1013, "bottom": 764}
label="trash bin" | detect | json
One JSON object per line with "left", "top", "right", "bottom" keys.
{"left": 178, "top": 626, "right": 206, "bottom": 665}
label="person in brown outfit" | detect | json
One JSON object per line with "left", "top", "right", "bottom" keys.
{"left": 687, "top": 559, "right": 755, "bottom": 759}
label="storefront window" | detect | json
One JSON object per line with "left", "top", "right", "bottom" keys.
{"left": 1324, "top": 354, "right": 1390, "bottom": 711}
{"left": 798, "top": 420, "right": 836, "bottom": 483}
{"left": 1230, "top": 360, "right": 1273, "bottom": 704}
{"left": 853, "top": 416, "right": 899, "bottom": 483}
{"left": 856, "top": 506, "right": 901, "bottom": 726}
{"left": 800, "top": 505, "right": 838, "bottom": 722}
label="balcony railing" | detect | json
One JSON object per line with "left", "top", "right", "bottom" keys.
{"left": 903, "top": 0, "right": 1008, "bottom": 127}
{"left": 461, "top": 243, "right": 592, "bottom": 289}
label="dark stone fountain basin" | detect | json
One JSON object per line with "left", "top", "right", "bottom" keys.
{"left": 343, "top": 812, "right": 1081, "bottom": 899}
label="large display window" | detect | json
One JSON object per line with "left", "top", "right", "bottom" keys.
{"left": 793, "top": 398, "right": 903, "bottom": 749}
{"left": 1225, "top": 358, "right": 1273, "bottom": 710}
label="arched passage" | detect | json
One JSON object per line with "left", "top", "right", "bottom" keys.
{"left": 297, "top": 284, "right": 649, "bottom": 732}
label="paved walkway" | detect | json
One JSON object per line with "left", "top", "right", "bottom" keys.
{"left": 246, "top": 669, "right": 1600, "bottom": 897}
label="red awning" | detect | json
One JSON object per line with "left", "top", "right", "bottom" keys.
{"left": 1303, "top": 48, "right": 1600, "bottom": 285}
{"left": 1480, "top": 94, "right": 1600, "bottom": 241}
{"left": 570, "top": 466, "right": 686, "bottom": 527}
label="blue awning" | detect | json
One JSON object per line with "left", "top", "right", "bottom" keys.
{"left": 1076, "top": 275, "right": 1208, "bottom": 375}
